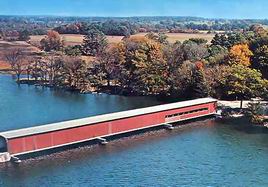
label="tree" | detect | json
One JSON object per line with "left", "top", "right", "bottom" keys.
{"left": 181, "top": 40, "right": 209, "bottom": 62}
{"left": 145, "top": 32, "right": 169, "bottom": 45}
{"left": 189, "top": 38, "right": 208, "bottom": 45}
{"left": 211, "top": 32, "right": 247, "bottom": 49}
{"left": 205, "top": 65, "right": 229, "bottom": 98}
{"left": 247, "top": 101, "right": 265, "bottom": 124}
{"left": 64, "top": 45, "right": 82, "bottom": 56}
{"left": 28, "top": 58, "right": 47, "bottom": 82}
{"left": 96, "top": 45, "right": 123, "bottom": 87}
{"left": 40, "top": 30, "right": 64, "bottom": 52}
{"left": 211, "top": 33, "right": 229, "bottom": 48}
{"left": 249, "top": 24, "right": 268, "bottom": 37}
{"left": 61, "top": 56, "right": 88, "bottom": 90}
{"left": 81, "top": 28, "right": 108, "bottom": 56}
{"left": 18, "top": 30, "right": 30, "bottom": 41}
{"left": 4, "top": 49, "right": 25, "bottom": 81}
{"left": 190, "top": 61, "right": 209, "bottom": 98}
{"left": 101, "top": 20, "right": 137, "bottom": 36}
{"left": 168, "top": 60, "right": 195, "bottom": 99}
{"left": 228, "top": 44, "right": 253, "bottom": 66}
{"left": 165, "top": 40, "right": 209, "bottom": 98}
{"left": 42, "top": 55, "right": 64, "bottom": 86}
{"left": 0, "top": 30, "right": 3, "bottom": 40}
{"left": 207, "top": 45, "right": 228, "bottom": 66}
{"left": 115, "top": 36, "right": 168, "bottom": 94}
{"left": 168, "top": 60, "right": 209, "bottom": 99}
{"left": 158, "top": 33, "right": 169, "bottom": 45}
{"left": 219, "top": 65, "right": 268, "bottom": 107}
{"left": 250, "top": 36, "right": 268, "bottom": 78}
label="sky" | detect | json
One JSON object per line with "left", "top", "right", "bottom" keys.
{"left": 1, "top": 0, "right": 268, "bottom": 19}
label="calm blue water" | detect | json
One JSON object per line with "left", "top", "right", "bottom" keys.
{"left": 1, "top": 74, "right": 268, "bottom": 187}
{"left": 0, "top": 75, "right": 161, "bottom": 131}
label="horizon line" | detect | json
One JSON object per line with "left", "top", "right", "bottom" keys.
{"left": 0, "top": 14, "right": 267, "bottom": 21}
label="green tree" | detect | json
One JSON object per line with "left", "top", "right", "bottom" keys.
{"left": 64, "top": 45, "right": 82, "bottom": 56}
{"left": 118, "top": 36, "right": 168, "bottom": 94}
{"left": 219, "top": 65, "right": 268, "bottom": 107}
{"left": 207, "top": 45, "right": 228, "bottom": 66}
{"left": 82, "top": 28, "right": 108, "bottom": 56}
{"left": 191, "top": 62, "right": 209, "bottom": 98}
{"left": 189, "top": 38, "right": 208, "bottom": 45}
{"left": 250, "top": 36, "right": 268, "bottom": 78}
{"left": 247, "top": 101, "right": 265, "bottom": 124}
{"left": 211, "top": 34, "right": 229, "bottom": 48}
{"left": 211, "top": 32, "right": 247, "bottom": 49}
{"left": 168, "top": 61, "right": 195, "bottom": 99}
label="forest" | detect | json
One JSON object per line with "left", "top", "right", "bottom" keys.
{"left": 2, "top": 16, "right": 268, "bottom": 101}
{"left": 2, "top": 15, "right": 268, "bottom": 38}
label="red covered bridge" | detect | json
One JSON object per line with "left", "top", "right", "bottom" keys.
{"left": 0, "top": 98, "right": 217, "bottom": 162}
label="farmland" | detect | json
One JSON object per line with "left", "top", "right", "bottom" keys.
{"left": 30, "top": 32, "right": 216, "bottom": 47}
{"left": 134, "top": 32, "right": 215, "bottom": 43}
{"left": 0, "top": 32, "right": 216, "bottom": 70}
{"left": 30, "top": 34, "right": 125, "bottom": 46}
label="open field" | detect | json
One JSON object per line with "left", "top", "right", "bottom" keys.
{"left": 0, "top": 40, "right": 41, "bottom": 70}
{"left": 30, "top": 34, "right": 124, "bottom": 47}
{"left": 134, "top": 32, "right": 215, "bottom": 43}
{"left": 30, "top": 32, "right": 216, "bottom": 47}
{"left": 0, "top": 32, "right": 216, "bottom": 69}
{"left": 0, "top": 40, "right": 95, "bottom": 70}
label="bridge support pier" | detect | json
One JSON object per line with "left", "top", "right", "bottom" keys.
{"left": 164, "top": 124, "right": 174, "bottom": 130}
{"left": 11, "top": 156, "right": 21, "bottom": 164}
{"left": 97, "top": 137, "right": 108, "bottom": 145}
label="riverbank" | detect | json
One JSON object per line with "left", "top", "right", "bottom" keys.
{"left": 218, "top": 100, "right": 268, "bottom": 109}
{"left": 13, "top": 78, "right": 168, "bottom": 97}
{"left": 218, "top": 99, "right": 268, "bottom": 128}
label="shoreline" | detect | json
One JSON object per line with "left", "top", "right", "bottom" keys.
{"left": 2, "top": 73, "right": 267, "bottom": 105}
{"left": 218, "top": 100, "right": 268, "bottom": 109}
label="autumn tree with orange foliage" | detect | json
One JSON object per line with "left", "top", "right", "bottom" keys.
{"left": 40, "top": 30, "right": 64, "bottom": 52}
{"left": 228, "top": 44, "right": 253, "bottom": 67}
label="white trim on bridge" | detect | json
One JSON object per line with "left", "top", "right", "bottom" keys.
{"left": 0, "top": 98, "right": 217, "bottom": 139}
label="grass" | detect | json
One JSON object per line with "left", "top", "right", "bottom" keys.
{"left": 0, "top": 40, "right": 41, "bottom": 70}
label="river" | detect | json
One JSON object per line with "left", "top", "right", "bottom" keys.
{"left": 0, "top": 74, "right": 268, "bottom": 186}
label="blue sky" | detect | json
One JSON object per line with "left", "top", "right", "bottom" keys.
{"left": 0, "top": 0, "right": 268, "bottom": 19}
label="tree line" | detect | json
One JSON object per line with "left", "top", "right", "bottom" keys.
{"left": 2, "top": 15, "right": 268, "bottom": 40}
{"left": 5, "top": 25, "right": 268, "bottom": 101}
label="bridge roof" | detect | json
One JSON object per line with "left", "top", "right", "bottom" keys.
{"left": 0, "top": 98, "right": 217, "bottom": 139}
